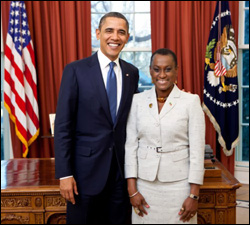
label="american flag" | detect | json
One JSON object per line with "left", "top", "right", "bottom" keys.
{"left": 4, "top": 1, "right": 39, "bottom": 157}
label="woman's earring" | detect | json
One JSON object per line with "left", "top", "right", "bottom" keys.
{"left": 175, "top": 80, "right": 178, "bottom": 85}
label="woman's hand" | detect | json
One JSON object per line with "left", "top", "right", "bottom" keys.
{"left": 130, "top": 192, "right": 150, "bottom": 217}
{"left": 178, "top": 197, "right": 198, "bottom": 222}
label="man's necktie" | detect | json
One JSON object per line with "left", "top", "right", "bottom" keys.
{"left": 106, "top": 62, "right": 117, "bottom": 124}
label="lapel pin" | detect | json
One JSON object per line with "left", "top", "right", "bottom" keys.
{"left": 169, "top": 102, "right": 172, "bottom": 106}
{"left": 149, "top": 103, "right": 153, "bottom": 108}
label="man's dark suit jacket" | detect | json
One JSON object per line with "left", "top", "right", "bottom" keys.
{"left": 54, "top": 53, "right": 139, "bottom": 196}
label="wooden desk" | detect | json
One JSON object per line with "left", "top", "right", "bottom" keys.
{"left": 1, "top": 159, "right": 66, "bottom": 224}
{"left": 1, "top": 158, "right": 241, "bottom": 224}
{"left": 198, "top": 159, "right": 241, "bottom": 224}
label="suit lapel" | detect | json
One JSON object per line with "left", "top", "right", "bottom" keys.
{"left": 115, "top": 59, "right": 131, "bottom": 126}
{"left": 147, "top": 87, "right": 160, "bottom": 122}
{"left": 88, "top": 53, "right": 113, "bottom": 124}
{"left": 159, "top": 85, "right": 180, "bottom": 119}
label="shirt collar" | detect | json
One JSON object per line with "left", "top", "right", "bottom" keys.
{"left": 97, "top": 49, "right": 120, "bottom": 70}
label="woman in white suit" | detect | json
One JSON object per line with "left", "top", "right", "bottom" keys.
{"left": 125, "top": 48, "right": 205, "bottom": 224}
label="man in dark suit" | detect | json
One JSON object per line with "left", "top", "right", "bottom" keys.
{"left": 54, "top": 12, "right": 139, "bottom": 224}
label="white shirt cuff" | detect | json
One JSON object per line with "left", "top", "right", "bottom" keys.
{"left": 59, "top": 175, "right": 73, "bottom": 180}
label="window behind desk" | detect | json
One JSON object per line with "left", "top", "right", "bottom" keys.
{"left": 1, "top": 52, "right": 4, "bottom": 159}
{"left": 236, "top": 1, "right": 249, "bottom": 168}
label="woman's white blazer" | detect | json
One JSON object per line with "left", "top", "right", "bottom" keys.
{"left": 125, "top": 85, "right": 205, "bottom": 185}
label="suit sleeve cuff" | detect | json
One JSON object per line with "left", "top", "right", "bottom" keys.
{"left": 188, "top": 170, "right": 205, "bottom": 185}
{"left": 124, "top": 165, "right": 138, "bottom": 179}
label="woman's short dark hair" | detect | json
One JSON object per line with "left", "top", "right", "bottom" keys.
{"left": 150, "top": 48, "right": 178, "bottom": 68}
{"left": 98, "top": 12, "right": 129, "bottom": 33}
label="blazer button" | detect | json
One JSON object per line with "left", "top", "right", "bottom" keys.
{"left": 109, "top": 147, "right": 113, "bottom": 152}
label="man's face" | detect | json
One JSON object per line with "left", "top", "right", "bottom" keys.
{"left": 96, "top": 17, "right": 130, "bottom": 61}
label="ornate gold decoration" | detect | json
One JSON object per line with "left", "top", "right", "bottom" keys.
{"left": 46, "top": 197, "right": 66, "bottom": 207}
{"left": 35, "top": 197, "right": 43, "bottom": 207}
{"left": 1, "top": 197, "right": 31, "bottom": 208}
{"left": 1, "top": 214, "right": 30, "bottom": 224}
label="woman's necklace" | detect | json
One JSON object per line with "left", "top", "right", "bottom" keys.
{"left": 157, "top": 97, "right": 167, "bottom": 103}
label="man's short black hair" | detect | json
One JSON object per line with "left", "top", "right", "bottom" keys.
{"left": 98, "top": 12, "right": 129, "bottom": 33}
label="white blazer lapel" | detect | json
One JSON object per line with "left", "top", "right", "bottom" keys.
{"left": 159, "top": 85, "right": 181, "bottom": 119}
{"left": 147, "top": 87, "right": 160, "bottom": 122}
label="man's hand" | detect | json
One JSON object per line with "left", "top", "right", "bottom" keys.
{"left": 60, "top": 177, "right": 78, "bottom": 204}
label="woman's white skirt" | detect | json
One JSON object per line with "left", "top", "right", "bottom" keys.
{"left": 132, "top": 178, "right": 197, "bottom": 224}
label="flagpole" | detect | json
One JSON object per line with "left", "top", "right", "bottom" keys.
{"left": 215, "top": 1, "right": 222, "bottom": 161}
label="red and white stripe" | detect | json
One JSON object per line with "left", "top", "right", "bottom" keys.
{"left": 4, "top": 33, "right": 39, "bottom": 157}
{"left": 214, "top": 60, "right": 227, "bottom": 77}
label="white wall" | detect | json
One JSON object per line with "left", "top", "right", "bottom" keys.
{"left": 235, "top": 167, "right": 249, "bottom": 184}
{"left": 1, "top": 13, "right": 13, "bottom": 160}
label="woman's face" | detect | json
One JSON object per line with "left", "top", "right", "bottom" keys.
{"left": 150, "top": 54, "right": 178, "bottom": 95}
